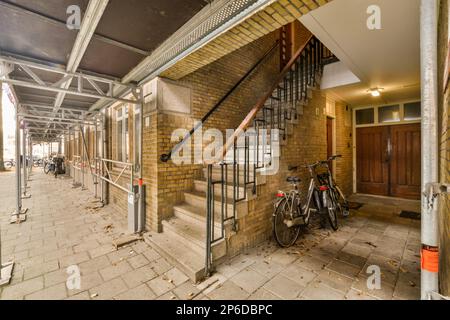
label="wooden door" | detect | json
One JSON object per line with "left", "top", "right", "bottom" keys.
{"left": 356, "top": 126, "right": 390, "bottom": 196}
{"left": 389, "top": 124, "right": 421, "bottom": 199}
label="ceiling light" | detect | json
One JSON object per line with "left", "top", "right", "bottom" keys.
{"left": 368, "top": 88, "right": 383, "bottom": 97}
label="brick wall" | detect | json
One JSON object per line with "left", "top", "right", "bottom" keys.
{"left": 335, "top": 102, "right": 353, "bottom": 197}
{"left": 437, "top": 0, "right": 450, "bottom": 296}
{"left": 227, "top": 90, "right": 352, "bottom": 255}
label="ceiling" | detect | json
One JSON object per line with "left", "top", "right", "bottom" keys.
{"left": 0, "top": 0, "right": 209, "bottom": 140}
{"left": 300, "top": 0, "right": 421, "bottom": 107}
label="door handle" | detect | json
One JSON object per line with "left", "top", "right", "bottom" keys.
{"left": 385, "top": 138, "right": 392, "bottom": 162}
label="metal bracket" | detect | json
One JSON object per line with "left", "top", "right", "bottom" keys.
{"left": 423, "top": 183, "right": 450, "bottom": 210}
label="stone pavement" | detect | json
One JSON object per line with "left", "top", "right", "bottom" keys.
{"left": 0, "top": 170, "right": 421, "bottom": 300}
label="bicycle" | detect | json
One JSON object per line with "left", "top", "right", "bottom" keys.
{"left": 316, "top": 155, "right": 350, "bottom": 219}
{"left": 272, "top": 159, "right": 339, "bottom": 247}
{"left": 3, "top": 159, "right": 15, "bottom": 169}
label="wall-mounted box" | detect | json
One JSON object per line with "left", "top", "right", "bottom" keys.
{"left": 142, "top": 77, "right": 192, "bottom": 115}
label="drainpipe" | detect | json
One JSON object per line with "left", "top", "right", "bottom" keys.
{"left": 420, "top": 0, "right": 440, "bottom": 299}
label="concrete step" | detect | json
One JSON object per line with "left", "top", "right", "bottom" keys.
{"left": 194, "top": 179, "right": 254, "bottom": 200}
{"left": 162, "top": 218, "right": 226, "bottom": 260}
{"left": 173, "top": 203, "right": 222, "bottom": 229}
{"left": 184, "top": 190, "right": 248, "bottom": 219}
{"left": 144, "top": 232, "right": 206, "bottom": 283}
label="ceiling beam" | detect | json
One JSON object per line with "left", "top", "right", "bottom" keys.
{"left": 46, "top": 0, "right": 109, "bottom": 132}
{"left": 0, "top": 0, "right": 150, "bottom": 57}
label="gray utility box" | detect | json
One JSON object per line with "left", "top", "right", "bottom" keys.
{"left": 127, "top": 184, "right": 146, "bottom": 233}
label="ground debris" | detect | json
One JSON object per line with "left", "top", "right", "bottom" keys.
{"left": 113, "top": 235, "right": 143, "bottom": 250}
{"left": 364, "top": 241, "right": 377, "bottom": 248}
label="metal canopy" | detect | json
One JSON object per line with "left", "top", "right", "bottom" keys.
{"left": 0, "top": 0, "right": 209, "bottom": 141}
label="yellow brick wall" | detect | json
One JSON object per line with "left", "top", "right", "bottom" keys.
{"left": 335, "top": 102, "right": 353, "bottom": 197}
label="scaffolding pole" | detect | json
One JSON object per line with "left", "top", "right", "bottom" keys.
{"left": 420, "top": 0, "right": 440, "bottom": 299}
{"left": 11, "top": 113, "right": 27, "bottom": 222}
{"left": 94, "top": 121, "right": 98, "bottom": 198}
{"left": 137, "top": 88, "right": 145, "bottom": 232}
{"left": 81, "top": 126, "right": 85, "bottom": 190}
{"left": 22, "top": 129, "right": 31, "bottom": 199}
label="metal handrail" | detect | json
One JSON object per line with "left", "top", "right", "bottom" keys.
{"left": 160, "top": 40, "right": 280, "bottom": 163}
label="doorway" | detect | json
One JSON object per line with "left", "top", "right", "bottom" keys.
{"left": 356, "top": 123, "right": 421, "bottom": 199}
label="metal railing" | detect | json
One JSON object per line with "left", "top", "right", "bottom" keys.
{"left": 160, "top": 40, "right": 280, "bottom": 163}
{"left": 96, "top": 158, "right": 135, "bottom": 194}
{"left": 205, "top": 36, "right": 336, "bottom": 275}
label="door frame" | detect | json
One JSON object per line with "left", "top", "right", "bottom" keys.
{"left": 327, "top": 116, "right": 337, "bottom": 177}
{"left": 352, "top": 100, "right": 422, "bottom": 194}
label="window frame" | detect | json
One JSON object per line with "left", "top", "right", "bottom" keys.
{"left": 115, "top": 104, "right": 129, "bottom": 163}
{"left": 353, "top": 100, "right": 422, "bottom": 128}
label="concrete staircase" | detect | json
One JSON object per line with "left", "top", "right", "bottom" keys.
{"left": 145, "top": 66, "right": 320, "bottom": 282}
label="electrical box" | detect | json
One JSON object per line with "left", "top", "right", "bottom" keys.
{"left": 127, "top": 185, "right": 146, "bottom": 233}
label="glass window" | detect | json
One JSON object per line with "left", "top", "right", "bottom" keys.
{"left": 379, "top": 105, "right": 400, "bottom": 123}
{"left": 356, "top": 108, "right": 374, "bottom": 125}
{"left": 404, "top": 102, "right": 421, "bottom": 120}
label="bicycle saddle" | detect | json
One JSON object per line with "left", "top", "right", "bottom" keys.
{"left": 287, "top": 176, "right": 301, "bottom": 183}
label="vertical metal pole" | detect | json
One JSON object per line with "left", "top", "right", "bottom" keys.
{"left": 81, "top": 126, "right": 85, "bottom": 190}
{"left": 94, "top": 121, "right": 98, "bottom": 198}
{"left": 29, "top": 138, "right": 33, "bottom": 176}
{"left": 22, "top": 129, "right": 29, "bottom": 198}
{"left": 14, "top": 114, "right": 22, "bottom": 214}
{"left": 420, "top": 0, "right": 439, "bottom": 299}
{"left": 100, "top": 114, "right": 105, "bottom": 204}
{"left": 137, "top": 89, "right": 144, "bottom": 232}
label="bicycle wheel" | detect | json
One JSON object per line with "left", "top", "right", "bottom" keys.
{"left": 4, "top": 161, "right": 12, "bottom": 169}
{"left": 273, "top": 198, "right": 301, "bottom": 248}
{"left": 335, "top": 186, "right": 350, "bottom": 217}
{"left": 325, "top": 191, "right": 339, "bottom": 231}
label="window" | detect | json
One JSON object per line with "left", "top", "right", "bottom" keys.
{"left": 379, "top": 105, "right": 400, "bottom": 123}
{"left": 356, "top": 108, "right": 374, "bottom": 125}
{"left": 116, "top": 105, "right": 129, "bottom": 163}
{"left": 404, "top": 102, "right": 421, "bottom": 120}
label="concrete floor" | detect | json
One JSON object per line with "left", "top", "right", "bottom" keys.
{"left": 0, "top": 170, "right": 421, "bottom": 300}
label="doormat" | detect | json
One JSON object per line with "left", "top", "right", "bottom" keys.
{"left": 348, "top": 202, "right": 364, "bottom": 210}
{"left": 400, "top": 210, "right": 421, "bottom": 220}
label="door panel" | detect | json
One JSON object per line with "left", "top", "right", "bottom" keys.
{"left": 389, "top": 124, "right": 421, "bottom": 199}
{"left": 356, "top": 127, "right": 389, "bottom": 196}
